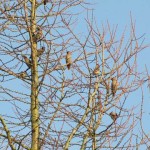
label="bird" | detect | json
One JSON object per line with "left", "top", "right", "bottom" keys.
{"left": 8, "top": 15, "right": 15, "bottom": 22}
{"left": 37, "top": 47, "right": 45, "bottom": 57}
{"left": 111, "top": 77, "right": 118, "bottom": 97}
{"left": 109, "top": 112, "right": 118, "bottom": 122}
{"left": 66, "top": 51, "right": 72, "bottom": 70}
{"left": 93, "top": 64, "right": 100, "bottom": 75}
{"left": 32, "top": 27, "right": 43, "bottom": 42}
{"left": 19, "top": 71, "right": 27, "bottom": 79}
{"left": 22, "top": 55, "right": 31, "bottom": 68}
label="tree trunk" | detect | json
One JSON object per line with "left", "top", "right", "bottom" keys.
{"left": 30, "top": 0, "right": 39, "bottom": 149}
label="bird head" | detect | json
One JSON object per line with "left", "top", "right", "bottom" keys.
{"left": 110, "top": 112, "right": 115, "bottom": 116}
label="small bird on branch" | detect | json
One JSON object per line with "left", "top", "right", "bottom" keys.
{"left": 111, "top": 77, "right": 119, "bottom": 97}
{"left": 18, "top": 71, "right": 27, "bottom": 79}
{"left": 93, "top": 64, "right": 100, "bottom": 75}
{"left": 66, "top": 51, "right": 72, "bottom": 70}
{"left": 22, "top": 55, "right": 31, "bottom": 68}
{"left": 32, "top": 27, "right": 43, "bottom": 42}
{"left": 37, "top": 47, "right": 45, "bottom": 57}
{"left": 109, "top": 112, "right": 118, "bottom": 122}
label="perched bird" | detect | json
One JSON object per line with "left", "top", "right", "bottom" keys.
{"left": 33, "top": 27, "right": 43, "bottom": 42}
{"left": 37, "top": 47, "right": 45, "bottom": 57}
{"left": 22, "top": 55, "right": 31, "bottom": 68}
{"left": 66, "top": 51, "right": 72, "bottom": 70}
{"left": 111, "top": 77, "right": 119, "bottom": 97}
{"left": 109, "top": 112, "right": 118, "bottom": 122}
{"left": 8, "top": 15, "right": 15, "bottom": 22}
{"left": 93, "top": 64, "right": 100, "bottom": 75}
{"left": 19, "top": 71, "right": 27, "bottom": 79}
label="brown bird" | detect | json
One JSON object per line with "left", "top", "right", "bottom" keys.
{"left": 33, "top": 27, "right": 43, "bottom": 42}
{"left": 22, "top": 55, "right": 31, "bottom": 68}
{"left": 93, "top": 64, "right": 100, "bottom": 75}
{"left": 66, "top": 51, "right": 72, "bottom": 70}
{"left": 19, "top": 71, "right": 27, "bottom": 79}
{"left": 37, "top": 47, "right": 45, "bottom": 57}
{"left": 111, "top": 77, "right": 119, "bottom": 97}
{"left": 109, "top": 112, "right": 118, "bottom": 122}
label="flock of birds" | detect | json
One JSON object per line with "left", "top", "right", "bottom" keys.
{"left": 66, "top": 51, "right": 119, "bottom": 122}
{"left": 19, "top": 25, "right": 119, "bottom": 122}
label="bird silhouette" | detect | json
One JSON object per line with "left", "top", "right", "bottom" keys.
{"left": 37, "top": 47, "right": 45, "bottom": 57}
{"left": 22, "top": 55, "right": 31, "bottom": 68}
{"left": 19, "top": 71, "right": 27, "bottom": 79}
{"left": 109, "top": 112, "right": 118, "bottom": 122}
{"left": 66, "top": 51, "right": 72, "bottom": 70}
{"left": 93, "top": 64, "right": 100, "bottom": 75}
{"left": 32, "top": 27, "right": 43, "bottom": 42}
{"left": 111, "top": 77, "right": 118, "bottom": 97}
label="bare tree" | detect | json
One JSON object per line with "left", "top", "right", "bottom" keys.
{"left": 0, "top": 0, "right": 149, "bottom": 150}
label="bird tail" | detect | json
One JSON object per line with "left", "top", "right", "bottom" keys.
{"left": 67, "top": 64, "right": 71, "bottom": 70}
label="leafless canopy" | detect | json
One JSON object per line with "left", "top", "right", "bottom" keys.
{"left": 0, "top": 0, "right": 149, "bottom": 150}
